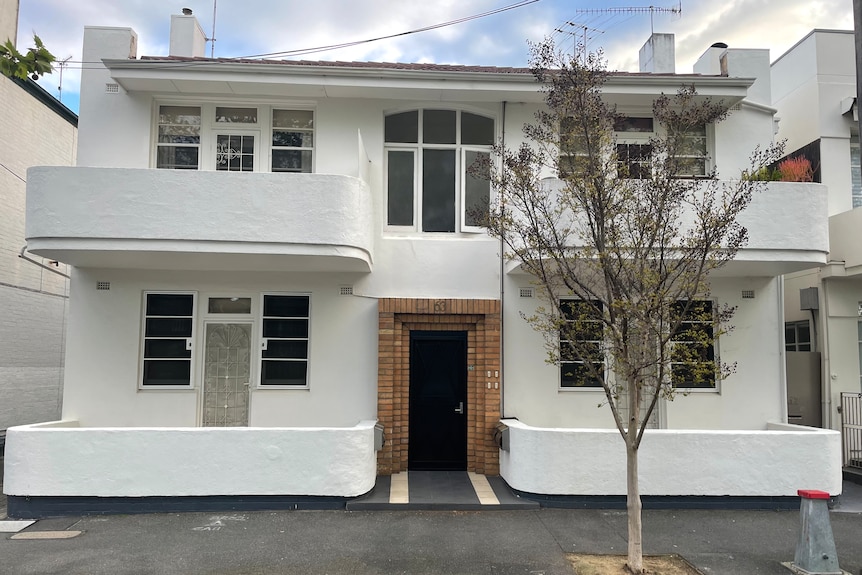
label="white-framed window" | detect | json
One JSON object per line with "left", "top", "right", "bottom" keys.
{"left": 615, "top": 116, "right": 654, "bottom": 180}
{"left": 154, "top": 103, "right": 314, "bottom": 173}
{"left": 785, "top": 320, "right": 813, "bottom": 352}
{"left": 271, "top": 109, "right": 314, "bottom": 173}
{"left": 156, "top": 106, "right": 201, "bottom": 169}
{"left": 559, "top": 299, "right": 605, "bottom": 388}
{"left": 674, "top": 124, "right": 709, "bottom": 177}
{"left": 260, "top": 294, "right": 310, "bottom": 387}
{"left": 384, "top": 109, "right": 494, "bottom": 233}
{"left": 140, "top": 292, "right": 196, "bottom": 388}
{"left": 671, "top": 299, "right": 717, "bottom": 389}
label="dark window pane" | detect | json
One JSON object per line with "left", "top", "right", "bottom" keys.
{"left": 272, "top": 130, "right": 313, "bottom": 148}
{"left": 423, "top": 110, "right": 456, "bottom": 144}
{"left": 143, "top": 360, "right": 191, "bottom": 385}
{"left": 262, "top": 340, "right": 308, "bottom": 359}
{"left": 263, "top": 295, "right": 309, "bottom": 317}
{"left": 261, "top": 360, "right": 307, "bottom": 386}
{"left": 387, "top": 150, "right": 414, "bottom": 226}
{"left": 157, "top": 146, "right": 199, "bottom": 169}
{"left": 422, "top": 149, "right": 456, "bottom": 232}
{"left": 263, "top": 319, "right": 308, "bottom": 338}
{"left": 785, "top": 325, "right": 797, "bottom": 344}
{"left": 385, "top": 111, "right": 418, "bottom": 143}
{"left": 272, "top": 149, "right": 312, "bottom": 173}
{"left": 561, "top": 362, "right": 603, "bottom": 387}
{"left": 145, "top": 318, "right": 193, "bottom": 338}
{"left": 797, "top": 324, "right": 810, "bottom": 343}
{"left": 464, "top": 150, "right": 490, "bottom": 227}
{"left": 461, "top": 112, "right": 494, "bottom": 145}
{"left": 144, "top": 339, "right": 192, "bottom": 359}
{"left": 147, "top": 294, "right": 194, "bottom": 316}
{"left": 614, "top": 117, "right": 653, "bottom": 132}
{"left": 208, "top": 297, "right": 252, "bottom": 314}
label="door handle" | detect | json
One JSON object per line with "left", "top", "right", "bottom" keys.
{"left": 454, "top": 401, "right": 464, "bottom": 414}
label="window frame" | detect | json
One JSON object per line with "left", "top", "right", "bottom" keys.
{"left": 559, "top": 299, "right": 606, "bottom": 390}
{"left": 670, "top": 299, "right": 719, "bottom": 391}
{"left": 155, "top": 105, "right": 202, "bottom": 170}
{"left": 152, "top": 101, "right": 315, "bottom": 173}
{"left": 615, "top": 116, "right": 654, "bottom": 180}
{"left": 139, "top": 291, "right": 197, "bottom": 390}
{"left": 785, "top": 319, "right": 813, "bottom": 352}
{"left": 271, "top": 108, "right": 315, "bottom": 173}
{"left": 383, "top": 108, "right": 495, "bottom": 234}
{"left": 258, "top": 293, "right": 311, "bottom": 389}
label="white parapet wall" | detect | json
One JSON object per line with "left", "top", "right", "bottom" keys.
{"left": 4, "top": 420, "right": 378, "bottom": 498}
{"left": 499, "top": 420, "right": 843, "bottom": 496}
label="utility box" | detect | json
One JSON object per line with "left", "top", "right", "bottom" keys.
{"left": 374, "top": 423, "right": 385, "bottom": 451}
{"left": 800, "top": 287, "right": 819, "bottom": 311}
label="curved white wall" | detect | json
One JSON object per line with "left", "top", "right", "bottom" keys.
{"left": 26, "top": 167, "right": 374, "bottom": 271}
{"left": 499, "top": 419, "right": 843, "bottom": 496}
{"left": 4, "top": 420, "right": 377, "bottom": 497}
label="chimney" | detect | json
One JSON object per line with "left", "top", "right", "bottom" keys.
{"left": 169, "top": 10, "right": 206, "bottom": 58}
{"left": 693, "top": 42, "right": 728, "bottom": 75}
{"left": 639, "top": 33, "right": 675, "bottom": 74}
{"left": 720, "top": 48, "right": 771, "bottom": 106}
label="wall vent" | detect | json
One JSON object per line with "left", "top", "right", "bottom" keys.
{"left": 741, "top": 290, "right": 755, "bottom": 299}
{"left": 519, "top": 288, "right": 534, "bottom": 298}
{"left": 338, "top": 286, "right": 354, "bottom": 296}
{"left": 96, "top": 281, "right": 111, "bottom": 291}
{"left": 105, "top": 83, "right": 119, "bottom": 93}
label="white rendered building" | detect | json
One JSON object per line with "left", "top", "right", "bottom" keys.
{"left": 772, "top": 30, "right": 862, "bottom": 443}
{"left": 4, "top": 14, "right": 841, "bottom": 515}
{"left": 0, "top": 0, "right": 77, "bottom": 436}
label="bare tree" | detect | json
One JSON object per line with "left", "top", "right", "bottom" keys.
{"left": 484, "top": 41, "right": 783, "bottom": 573}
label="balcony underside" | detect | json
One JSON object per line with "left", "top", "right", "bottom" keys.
{"left": 26, "top": 239, "right": 371, "bottom": 272}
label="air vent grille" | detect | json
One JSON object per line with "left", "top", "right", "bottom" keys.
{"left": 339, "top": 286, "right": 354, "bottom": 296}
{"left": 105, "top": 83, "right": 119, "bottom": 93}
{"left": 519, "top": 288, "right": 534, "bottom": 298}
{"left": 96, "top": 281, "right": 111, "bottom": 291}
{"left": 741, "top": 290, "right": 755, "bottom": 299}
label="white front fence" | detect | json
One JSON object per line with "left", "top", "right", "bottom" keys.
{"left": 4, "top": 420, "right": 378, "bottom": 498}
{"left": 500, "top": 420, "right": 842, "bottom": 496}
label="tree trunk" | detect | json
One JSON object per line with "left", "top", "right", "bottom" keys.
{"left": 626, "top": 442, "right": 643, "bottom": 573}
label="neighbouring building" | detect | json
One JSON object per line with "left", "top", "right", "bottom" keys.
{"left": 771, "top": 30, "right": 862, "bottom": 467}
{"left": 0, "top": 0, "right": 77, "bottom": 439}
{"left": 3, "top": 14, "right": 841, "bottom": 516}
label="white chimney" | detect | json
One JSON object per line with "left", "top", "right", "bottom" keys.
{"left": 693, "top": 42, "right": 727, "bottom": 75}
{"left": 169, "top": 11, "right": 206, "bottom": 58}
{"left": 639, "top": 33, "right": 675, "bottom": 74}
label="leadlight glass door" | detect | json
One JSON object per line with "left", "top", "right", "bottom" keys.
{"left": 202, "top": 323, "right": 252, "bottom": 427}
{"left": 214, "top": 131, "right": 258, "bottom": 172}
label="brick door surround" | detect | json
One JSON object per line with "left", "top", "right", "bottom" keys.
{"left": 377, "top": 298, "right": 501, "bottom": 475}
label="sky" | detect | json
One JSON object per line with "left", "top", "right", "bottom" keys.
{"left": 12, "top": 0, "right": 856, "bottom": 115}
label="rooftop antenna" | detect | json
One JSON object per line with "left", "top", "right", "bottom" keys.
{"left": 560, "top": 22, "right": 604, "bottom": 63}
{"left": 205, "top": 0, "right": 217, "bottom": 58}
{"left": 574, "top": 2, "right": 682, "bottom": 35}
{"left": 55, "top": 56, "right": 72, "bottom": 103}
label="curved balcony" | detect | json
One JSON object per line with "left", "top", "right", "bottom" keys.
{"left": 25, "top": 167, "right": 374, "bottom": 272}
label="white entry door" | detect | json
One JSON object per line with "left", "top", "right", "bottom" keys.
{"left": 202, "top": 322, "right": 252, "bottom": 427}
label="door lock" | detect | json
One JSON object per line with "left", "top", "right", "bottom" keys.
{"left": 454, "top": 401, "right": 464, "bottom": 414}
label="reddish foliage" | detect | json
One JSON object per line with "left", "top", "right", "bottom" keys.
{"left": 778, "top": 156, "right": 814, "bottom": 182}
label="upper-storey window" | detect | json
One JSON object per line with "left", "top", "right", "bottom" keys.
{"left": 385, "top": 109, "right": 494, "bottom": 233}
{"left": 615, "top": 117, "right": 653, "bottom": 180}
{"left": 272, "top": 110, "right": 314, "bottom": 173}
{"left": 154, "top": 104, "right": 313, "bottom": 173}
{"left": 157, "top": 106, "right": 201, "bottom": 170}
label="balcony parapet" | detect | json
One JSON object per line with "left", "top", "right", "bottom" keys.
{"left": 25, "top": 167, "right": 374, "bottom": 272}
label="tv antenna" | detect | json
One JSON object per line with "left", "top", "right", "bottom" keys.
{"left": 55, "top": 56, "right": 72, "bottom": 103}
{"left": 205, "top": 0, "right": 218, "bottom": 58}
{"left": 555, "top": 23, "right": 604, "bottom": 63}
{"left": 574, "top": 3, "right": 682, "bottom": 35}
